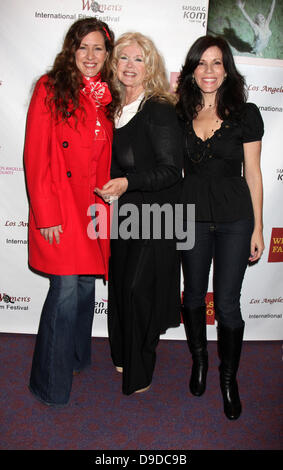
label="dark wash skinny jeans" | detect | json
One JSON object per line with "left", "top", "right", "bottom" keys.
{"left": 29, "top": 274, "right": 96, "bottom": 405}
{"left": 181, "top": 219, "right": 254, "bottom": 329}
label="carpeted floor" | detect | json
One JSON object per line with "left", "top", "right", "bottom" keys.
{"left": 0, "top": 333, "right": 282, "bottom": 451}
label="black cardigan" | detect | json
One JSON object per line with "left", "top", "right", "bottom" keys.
{"left": 111, "top": 97, "right": 183, "bottom": 208}
{"left": 110, "top": 97, "right": 183, "bottom": 331}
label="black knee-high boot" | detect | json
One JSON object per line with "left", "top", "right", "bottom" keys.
{"left": 182, "top": 306, "right": 208, "bottom": 396}
{"left": 218, "top": 322, "right": 244, "bottom": 420}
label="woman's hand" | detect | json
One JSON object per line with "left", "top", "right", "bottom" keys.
{"left": 249, "top": 228, "right": 264, "bottom": 262}
{"left": 95, "top": 177, "right": 128, "bottom": 203}
{"left": 40, "top": 225, "right": 63, "bottom": 244}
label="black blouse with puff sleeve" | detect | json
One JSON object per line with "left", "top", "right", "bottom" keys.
{"left": 181, "top": 102, "right": 264, "bottom": 222}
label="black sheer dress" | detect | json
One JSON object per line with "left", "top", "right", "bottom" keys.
{"left": 107, "top": 98, "right": 183, "bottom": 395}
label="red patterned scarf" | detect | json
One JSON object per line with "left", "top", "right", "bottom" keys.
{"left": 81, "top": 73, "right": 112, "bottom": 140}
{"left": 81, "top": 73, "right": 112, "bottom": 108}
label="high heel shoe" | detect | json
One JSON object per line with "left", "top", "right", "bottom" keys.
{"left": 134, "top": 385, "right": 151, "bottom": 393}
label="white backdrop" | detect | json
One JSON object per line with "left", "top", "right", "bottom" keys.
{"left": 0, "top": 0, "right": 282, "bottom": 340}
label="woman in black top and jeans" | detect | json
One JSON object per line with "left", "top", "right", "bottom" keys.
{"left": 176, "top": 36, "right": 264, "bottom": 420}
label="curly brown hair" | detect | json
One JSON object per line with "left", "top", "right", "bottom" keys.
{"left": 45, "top": 18, "right": 120, "bottom": 122}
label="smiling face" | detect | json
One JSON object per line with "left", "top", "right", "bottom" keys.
{"left": 116, "top": 42, "right": 146, "bottom": 94}
{"left": 193, "top": 46, "right": 226, "bottom": 98}
{"left": 75, "top": 30, "right": 107, "bottom": 78}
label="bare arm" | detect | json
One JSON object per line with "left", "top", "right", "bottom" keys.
{"left": 266, "top": 0, "right": 276, "bottom": 25}
{"left": 243, "top": 140, "right": 264, "bottom": 261}
{"left": 236, "top": 0, "right": 257, "bottom": 31}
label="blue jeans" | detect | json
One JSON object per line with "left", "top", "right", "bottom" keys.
{"left": 181, "top": 219, "right": 254, "bottom": 329}
{"left": 29, "top": 275, "right": 96, "bottom": 405}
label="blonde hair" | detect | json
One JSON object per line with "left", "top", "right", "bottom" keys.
{"left": 112, "top": 32, "right": 176, "bottom": 115}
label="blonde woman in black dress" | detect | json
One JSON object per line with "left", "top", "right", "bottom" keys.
{"left": 96, "top": 32, "right": 183, "bottom": 395}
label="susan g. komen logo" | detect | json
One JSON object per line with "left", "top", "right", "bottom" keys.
{"left": 268, "top": 228, "right": 283, "bottom": 262}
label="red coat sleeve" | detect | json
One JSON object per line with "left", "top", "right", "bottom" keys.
{"left": 24, "top": 76, "right": 63, "bottom": 228}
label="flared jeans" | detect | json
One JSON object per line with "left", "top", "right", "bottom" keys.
{"left": 29, "top": 274, "right": 96, "bottom": 405}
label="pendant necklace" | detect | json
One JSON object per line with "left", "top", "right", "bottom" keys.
{"left": 207, "top": 105, "right": 219, "bottom": 133}
{"left": 211, "top": 118, "right": 219, "bottom": 133}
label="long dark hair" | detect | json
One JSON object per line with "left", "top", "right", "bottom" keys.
{"left": 45, "top": 18, "right": 119, "bottom": 122}
{"left": 176, "top": 36, "right": 247, "bottom": 122}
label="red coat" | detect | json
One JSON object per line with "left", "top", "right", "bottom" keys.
{"left": 24, "top": 75, "right": 113, "bottom": 277}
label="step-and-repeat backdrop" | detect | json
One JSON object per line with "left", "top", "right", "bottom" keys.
{"left": 0, "top": 0, "right": 282, "bottom": 340}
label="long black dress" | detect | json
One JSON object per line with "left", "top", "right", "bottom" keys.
{"left": 107, "top": 97, "right": 183, "bottom": 395}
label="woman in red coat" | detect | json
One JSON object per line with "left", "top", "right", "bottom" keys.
{"left": 24, "top": 18, "right": 118, "bottom": 406}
